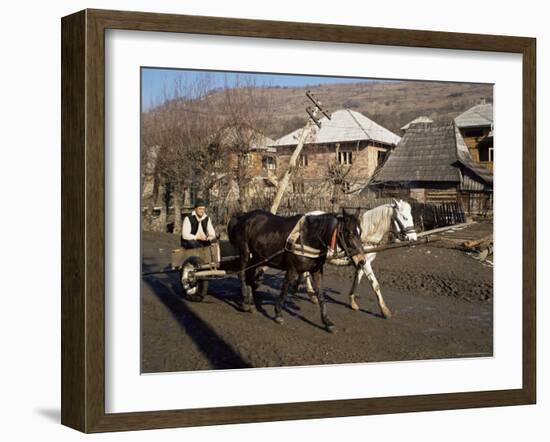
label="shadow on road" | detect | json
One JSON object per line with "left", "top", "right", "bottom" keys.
{"left": 142, "top": 262, "right": 251, "bottom": 370}
{"left": 260, "top": 272, "right": 346, "bottom": 331}
{"left": 262, "top": 271, "right": 382, "bottom": 319}
{"left": 324, "top": 293, "right": 384, "bottom": 318}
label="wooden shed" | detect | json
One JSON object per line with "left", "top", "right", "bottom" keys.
{"left": 369, "top": 122, "right": 493, "bottom": 214}
{"left": 454, "top": 102, "right": 494, "bottom": 171}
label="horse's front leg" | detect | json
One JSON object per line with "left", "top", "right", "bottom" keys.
{"left": 364, "top": 261, "right": 392, "bottom": 318}
{"left": 274, "top": 269, "right": 295, "bottom": 324}
{"left": 348, "top": 267, "right": 363, "bottom": 311}
{"left": 240, "top": 269, "right": 253, "bottom": 312}
{"left": 311, "top": 270, "right": 335, "bottom": 333}
{"left": 348, "top": 252, "right": 374, "bottom": 311}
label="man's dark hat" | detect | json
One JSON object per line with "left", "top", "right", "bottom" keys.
{"left": 194, "top": 198, "right": 207, "bottom": 208}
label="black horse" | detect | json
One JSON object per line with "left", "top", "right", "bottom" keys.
{"left": 228, "top": 209, "right": 366, "bottom": 332}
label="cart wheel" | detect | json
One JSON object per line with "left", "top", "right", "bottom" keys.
{"left": 181, "top": 256, "right": 208, "bottom": 302}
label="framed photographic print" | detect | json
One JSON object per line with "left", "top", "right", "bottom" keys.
{"left": 61, "top": 9, "right": 536, "bottom": 433}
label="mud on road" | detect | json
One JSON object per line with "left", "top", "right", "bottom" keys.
{"left": 141, "top": 231, "right": 493, "bottom": 373}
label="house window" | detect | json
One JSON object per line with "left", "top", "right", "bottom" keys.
{"left": 489, "top": 147, "right": 494, "bottom": 162}
{"left": 342, "top": 181, "right": 352, "bottom": 192}
{"left": 244, "top": 153, "right": 253, "bottom": 165}
{"left": 464, "top": 128, "right": 484, "bottom": 138}
{"left": 262, "top": 156, "right": 276, "bottom": 170}
{"left": 338, "top": 151, "right": 353, "bottom": 165}
{"left": 214, "top": 158, "right": 223, "bottom": 168}
{"left": 479, "top": 145, "right": 493, "bottom": 162}
{"left": 299, "top": 154, "right": 308, "bottom": 167}
{"left": 292, "top": 182, "right": 305, "bottom": 193}
{"left": 377, "top": 150, "right": 387, "bottom": 165}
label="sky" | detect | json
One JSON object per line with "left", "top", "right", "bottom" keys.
{"left": 141, "top": 67, "right": 393, "bottom": 110}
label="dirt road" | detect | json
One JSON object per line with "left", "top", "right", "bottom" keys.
{"left": 141, "top": 231, "right": 493, "bottom": 373}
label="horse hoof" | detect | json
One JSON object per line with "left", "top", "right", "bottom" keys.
{"left": 275, "top": 316, "right": 284, "bottom": 325}
{"left": 382, "top": 309, "right": 393, "bottom": 319}
{"left": 240, "top": 303, "right": 251, "bottom": 313}
{"left": 349, "top": 295, "right": 360, "bottom": 311}
{"left": 326, "top": 325, "right": 336, "bottom": 334}
{"left": 308, "top": 293, "right": 319, "bottom": 304}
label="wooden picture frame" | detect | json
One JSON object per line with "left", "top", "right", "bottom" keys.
{"left": 61, "top": 8, "right": 536, "bottom": 433}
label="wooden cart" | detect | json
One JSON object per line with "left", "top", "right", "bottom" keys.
{"left": 170, "top": 241, "right": 239, "bottom": 301}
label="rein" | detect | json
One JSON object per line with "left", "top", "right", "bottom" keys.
{"left": 287, "top": 214, "right": 362, "bottom": 263}
{"left": 240, "top": 248, "right": 287, "bottom": 272}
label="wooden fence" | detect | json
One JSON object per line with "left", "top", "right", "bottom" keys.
{"left": 410, "top": 201, "right": 466, "bottom": 231}
{"left": 175, "top": 194, "right": 466, "bottom": 234}
{"left": 459, "top": 192, "right": 493, "bottom": 215}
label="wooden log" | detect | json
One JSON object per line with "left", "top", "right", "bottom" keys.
{"left": 463, "top": 234, "right": 493, "bottom": 250}
{"left": 327, "top": 237, "right": 442, "bottom": 266}
{"left": 363, "top": 236, "right": 441, "bottom": 254}
{"left": 417, "top": 222, "right": 474, "bottom": 238}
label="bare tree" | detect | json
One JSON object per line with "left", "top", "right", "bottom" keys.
{"left": 141, "top": 74, "right": 226, "bottom": 233}
{"left": 217, "top": 75, "right": 274, "bottom": 211}
{"left": 326, "top": 143, "right": 358, "bottom": 211}
{"left": 141, "top": 73, "right": 275, "bottom": 232}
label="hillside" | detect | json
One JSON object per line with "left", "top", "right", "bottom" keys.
{"left": 146, "top": 80, "right": 493, "bottom": 141}
{"left": 211, "top": 80, "right": 492, "bottom": 139}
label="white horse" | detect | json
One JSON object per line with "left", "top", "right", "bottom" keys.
{"left": 305, "top": 199, "right": 417, "bottom": 318}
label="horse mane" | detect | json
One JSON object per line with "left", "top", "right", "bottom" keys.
{"left": 361, "top": 204, "right": 394, "bottom": 244}
{"left": 304, "top": 213, "right": 338, "bottom": 250}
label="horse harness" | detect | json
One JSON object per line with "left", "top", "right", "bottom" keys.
{"left": 391, "top": 205, "right": 416, "bottom": 240}
{"left": 285, "top": 215, "right": 343, "bottom": 259}
{"left": 242, "top": 207, "right": 413, "bottom": 273}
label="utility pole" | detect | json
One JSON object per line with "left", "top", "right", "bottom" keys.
{"left": 270, "top": 91, "right": 331, "bottom": 214}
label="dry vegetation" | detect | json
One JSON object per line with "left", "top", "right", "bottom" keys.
{"left": 167, "top": 79, "right": 493, "bottom": 138}
{"left": 141, "top": 77, "right": 492, "bottom": 231}
{"left": 271, "top": 80, "right": 492, "bottom": 137}
{"left": 141, "top": 75, "right": 274, "bottom": 231}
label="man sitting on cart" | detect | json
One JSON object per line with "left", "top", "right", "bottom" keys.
{"left": 181, "top": 198, "right": 217, "bottom": 249}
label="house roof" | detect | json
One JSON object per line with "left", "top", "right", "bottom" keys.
{"left": 272, "top": 109, "right": 401, "bottom": 147}
{"left": 218, "top": 125, "right": 274, "bottom": 151}
{"left": 400, "top": 116, "right": 434, "bottom": 131}
{"left": 454, "top": 103, "right": 493, "bottom": 128}
{"left": 371, "top": 122, "right": 493, "bottom": 185}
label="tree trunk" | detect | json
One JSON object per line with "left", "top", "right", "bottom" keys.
{"left": 331, "top": 185, "right": 341, "bottom": 213}
{"left": 235, "top": 155, "right": 249, "bottom": 212}
{"left": 238, "top": 181, "right": 249, "bottom": 212}
{"left": 145, "top": 171, "right": 160, "bottom": 231}
{"left": 173, "top": 182, "right": 183, "bottom": 235}
{"left": 331, "top": 143, "right": 341, "bottom": 212}
{"left": 158, "top": 176, "right": 167, "bottom": 232}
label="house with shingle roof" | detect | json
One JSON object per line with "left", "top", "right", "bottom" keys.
{"left": 454, "top": 101, "right": 494, "bottom": 171}
{"left": 271, "top": 109, "right": 400, "bottom": 195}
{"left": 370, "top": 122, "right": 492, "bottom": 213}
{"left": 401, "top": 116, "right": 434, "bottom": 132}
